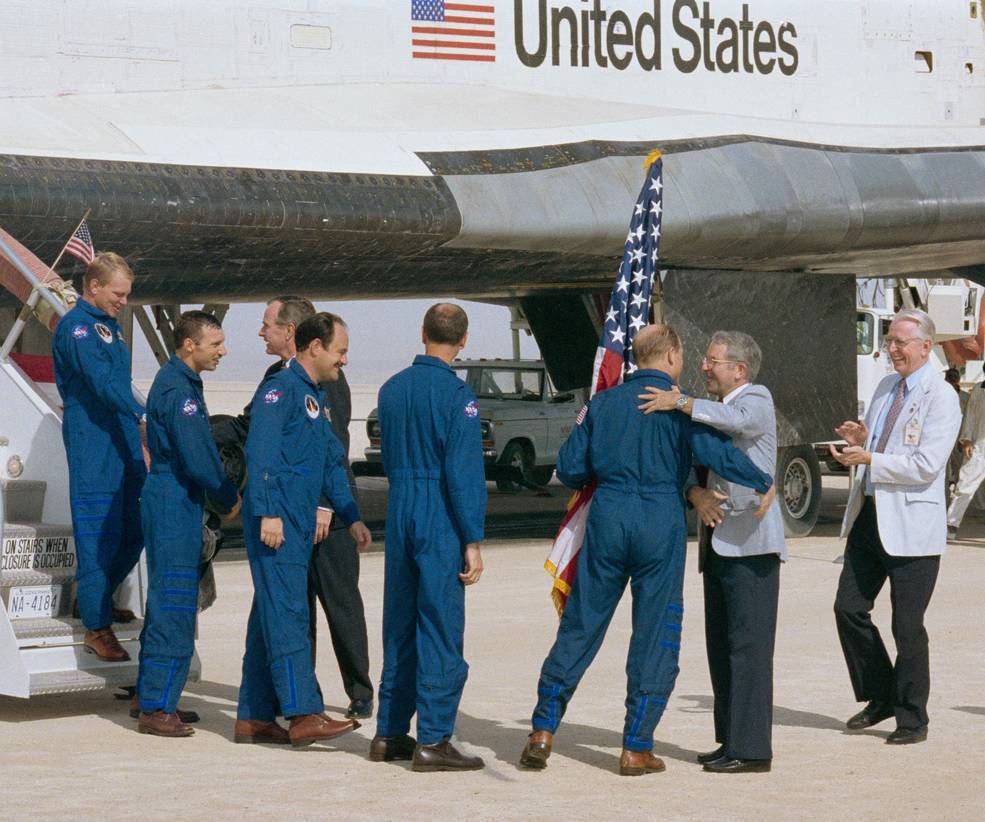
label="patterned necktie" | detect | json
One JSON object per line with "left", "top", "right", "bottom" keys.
{"left": 874, "top": 379, "right": 907, "bottom": 454}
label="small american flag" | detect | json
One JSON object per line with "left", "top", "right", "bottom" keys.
{"left": 64, "top": 219, "right": 95, "bottom": 265}
{"left": 411, "top": 1, "right": 495, "bottom": 62}
{"left": 545, "top": 154, "right": 664, "bottom": 615}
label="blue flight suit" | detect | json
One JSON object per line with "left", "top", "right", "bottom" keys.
{"left": 237, "top": 359, "right": 362, "bottom": 720}
{"left": 531, "top": 368, "right": 774, "bottom": 752}
{"left": 375, "top": 355, "right": 487, "bottom": 745}
{"left": 52, "top": 298, "right": 146, "bottom": 630}
{"left": 137, "top": 355, "right": 238, "bottom": 713}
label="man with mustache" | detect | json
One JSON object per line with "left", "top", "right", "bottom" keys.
{"left": 236, "top": 312, "right": 372, "bottom": 748}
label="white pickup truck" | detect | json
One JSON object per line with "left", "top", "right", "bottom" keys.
{"left": 363, "top": 359, "right": 586, "bottom": 492}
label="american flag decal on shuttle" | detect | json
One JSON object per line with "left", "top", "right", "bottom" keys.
{"left": 411, "top": 1, "right": 496, "bottom": 62}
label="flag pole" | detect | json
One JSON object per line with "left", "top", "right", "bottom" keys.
{"left": 0, "top": 209, "right": 90, "bottom": 356}
{"left": 48, "top": 207, "right": 91, "bottom": 275}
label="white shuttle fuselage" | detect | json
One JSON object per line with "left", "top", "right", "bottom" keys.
{"left": 0, "top": 0, "right": 983, "bottom": 298}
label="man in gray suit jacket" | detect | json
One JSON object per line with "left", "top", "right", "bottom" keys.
{"left": 640, "top": 330, "right": 785, "bottom": 774}
{"left": 829, "top": 308, "right": 961, "bottom": 745}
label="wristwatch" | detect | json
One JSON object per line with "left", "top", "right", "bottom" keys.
{"left": 675, "top": 393, "right": 690, "bottom": 410}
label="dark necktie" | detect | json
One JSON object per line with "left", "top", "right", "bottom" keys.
{"left": 874, "top": 379, "right": 907, "bottom": 454}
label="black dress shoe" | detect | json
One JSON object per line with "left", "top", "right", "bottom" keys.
{"left": 886, "top": 726, "right": 928, "bottom": 745}
{"left": 696, "top": 745, "right": 725, "bottom": 764}
{"left": 412, "top": 739, "right": 484, "bottom": 772}
{"left": 346, "top": 698, "right": 374, "bottom": 719}
{"left": 703, "top": 756, "right": 771, "bottom": 773}
{"left": 846, "top": 701, "right": 894, "bottom": 730}
{"left": 369, "top": 733, "right": 417, "bottom": 761}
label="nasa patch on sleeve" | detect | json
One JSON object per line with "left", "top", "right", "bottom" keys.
{"left": 181, "top": 398, "right": 199, "bottom": 417}
{"left": 264, "top": 389, "right": 283, "bottom": 404}
{"left": 464, "top": 400, "right": 479, "bottom": 418}
{"left": 71, "top": 324, "right": 89, "bottom": 340}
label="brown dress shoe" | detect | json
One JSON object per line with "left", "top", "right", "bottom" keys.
{"left": 83, "top": 628, "right": 130, "bottom": 661}
{"left": 137, "top": 711, "right": 194, "bottom": 738}
{"left": 288, "top": 713, "right": 359, "bottom": 748}
{"left": 412, "top": 738, "right": 485, "bottom": 772}
{"left": 234, "top": 719, "right": 291, "bottom": 745}
{"left": 129, "top": 695, "right": 199, "bottom": 724}
{"left": 619, "top": 749, "right": 666, "bottom": 776}
{"left": 369, "top": 734, "right": 417, "bottom": 761}
{"left": 112, "top": 607, "right": 137, "bottom": 624}
{"left": 519, "top": 730, "right": 553, "bottom": 769}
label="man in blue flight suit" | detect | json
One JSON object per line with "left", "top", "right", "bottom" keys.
{"left": 213, "top": 295, "right": 375, "bottom": 721}
{"left": 518, "top": 324, "right": 776, "bottom": 776}
{"left": 236, "top": 312, "right": 373, "bottom": 748}
{"left": 369, "top": 303, "right": 487, "bottom": 772}
{"left": 135, "top": 311, "right": 242, "bottom": 737}
{"left": 52, "top": 252, "right": 147, "bottom": 662}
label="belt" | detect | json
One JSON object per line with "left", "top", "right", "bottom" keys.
{"left": 388, "top": 468, "right": 441, "bottom": 480}
{"left": 597, "top": 481, "right": 679, "bottom": 496}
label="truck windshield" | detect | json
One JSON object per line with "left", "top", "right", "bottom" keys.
{"left": 455, "top": 368, "right": 544, "bottom": 400}
{"left": 856, "top": 313, "right": 875, "bottom": 355}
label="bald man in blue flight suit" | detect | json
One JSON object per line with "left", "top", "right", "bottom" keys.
{"left": 369, "top": 303, "right": 487, "bottom": 772}
{"left": 135, "top": 311, "right": 241, "bottom": 737}
{"left": 519, "top": 324, "right": 776, "bottom": 777}
{"left": 236, "top": 312, "right": 372, "bottom": 748}
{"left": 52, "top": 252, "right": 147, "bottom": 662}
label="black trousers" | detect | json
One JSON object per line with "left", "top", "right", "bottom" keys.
{"left": 308, "top": 526, "right": 374, "bottom": 703}
{"left": 834, "top": 496, "right": 940, "bottom": 729}
{"left": 703, "top": 545, "right": 780, "bottom": 760}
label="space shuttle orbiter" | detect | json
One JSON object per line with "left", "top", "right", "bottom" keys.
{"left": 0, "top": 0, "right": 983, "bottom": 307}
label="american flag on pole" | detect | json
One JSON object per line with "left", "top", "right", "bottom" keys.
{"left": 411, "top": 1, "right": 496, "bottom": 62}
{"left": 545, "top": 151, "right": 665, "bottom": 616}
{"left": 64, "top": 219, "right": 95, "bottom": 265}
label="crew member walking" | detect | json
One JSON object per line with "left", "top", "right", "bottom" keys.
{"left": 52, "top": 252, "right": 146, "bottom": 661}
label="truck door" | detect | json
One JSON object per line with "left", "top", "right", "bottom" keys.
{"left": 856, "top": 311, "right": 895, "bottom": 418}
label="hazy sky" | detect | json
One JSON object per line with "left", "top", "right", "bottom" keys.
{"left": 131, "top": 298, "right": 542, "bottom": 385}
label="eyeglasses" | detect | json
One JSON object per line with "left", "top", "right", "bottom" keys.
{"left": 702, "top": 356, "right": 741, "bottom": 367}
{"left": 881, "top": 336, "right": 923, "bottom": 351}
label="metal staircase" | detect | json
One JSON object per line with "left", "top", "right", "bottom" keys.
{"left": 0, "top": 361, "right": 149, "bottom": 697}
{"left": 0, "top": 232, "right": 200, "bottom": 699}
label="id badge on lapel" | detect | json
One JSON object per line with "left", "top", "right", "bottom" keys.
{"left": 904, "top": 414, "right": 921, "bottom": 446}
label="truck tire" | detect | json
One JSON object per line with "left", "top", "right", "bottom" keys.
{"left": 496, "top": 441, "right": 533, "bottom": 494}
{"left": 777, "top": 445, "right": 821, "bottom": 538}
{"left": 532, "top": 465, "right": 555, "bottom": 486}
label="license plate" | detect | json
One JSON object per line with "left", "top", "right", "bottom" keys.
{"left": 7, "top": 585, "right": 62, "bottom": 620}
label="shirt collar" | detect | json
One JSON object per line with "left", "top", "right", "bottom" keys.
{"left": 626, "top": 368, "right": 673, "bottom": 388}
{"left": 169, "top": 353, "right": 202, "bottom": 385}
{"left": 901, "top": 360, "right": 932, "bottom": 393}
{"left": 288, "top": 357, "right": 319, "bottom": 390}
{"left": 413, "top": 354, "right": 453, "bottom": 371}
{"left": 77, "top": 298, "right": 112, "bottom": 322}
{"left": 722, "top": 382, "right": 750, "bottom": 405}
